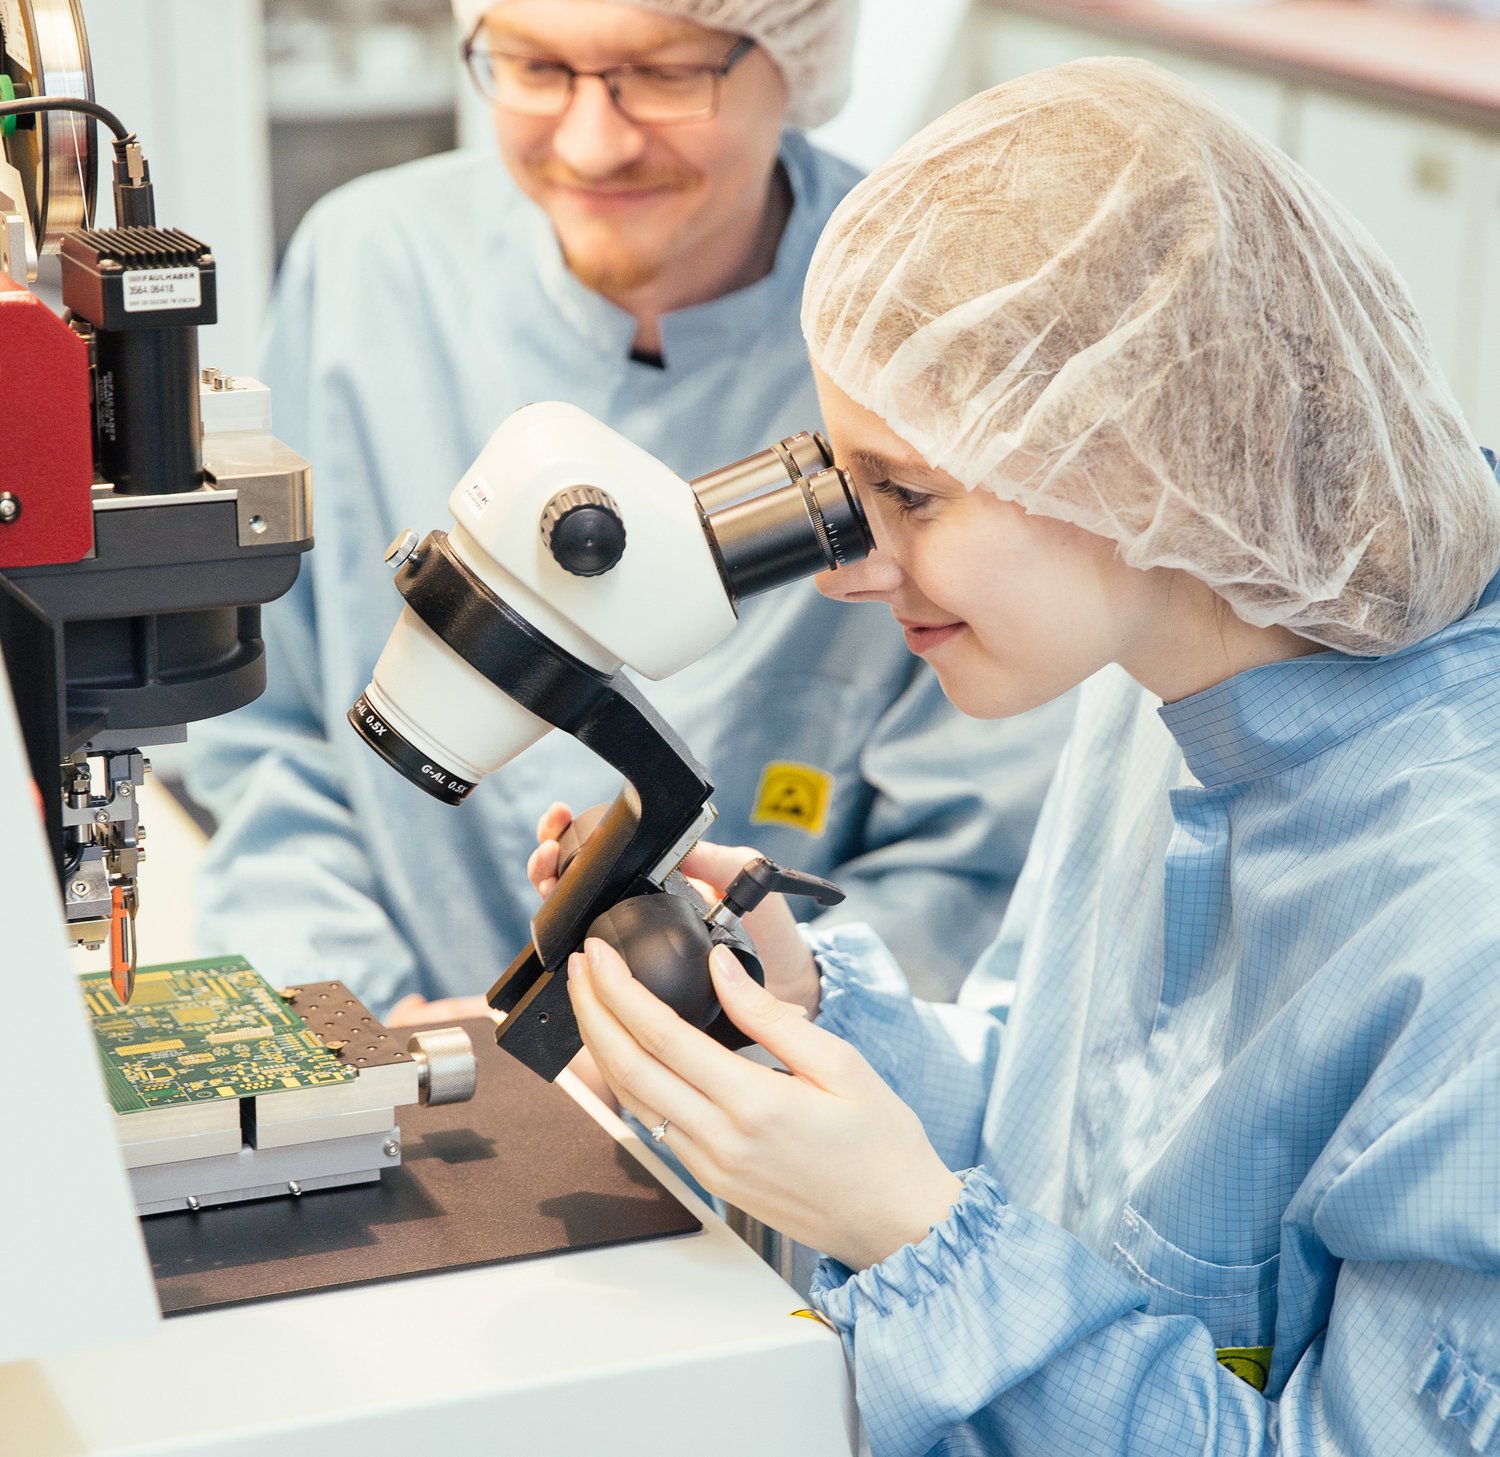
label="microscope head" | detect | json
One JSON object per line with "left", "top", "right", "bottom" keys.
{"left": 349, "top": 401, "right": 870, "bottom": 804}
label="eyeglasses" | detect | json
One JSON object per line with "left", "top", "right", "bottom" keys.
{"left": 462, "top": 33, "right": 757, "bottom": 125}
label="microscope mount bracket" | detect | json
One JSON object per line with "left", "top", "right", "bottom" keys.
{"left": 369, "top": 528, "right": 719, "bottom": 1079}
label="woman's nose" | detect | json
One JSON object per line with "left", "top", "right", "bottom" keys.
{"left": 814, "top": 547, "right": 905, "bottom": 602}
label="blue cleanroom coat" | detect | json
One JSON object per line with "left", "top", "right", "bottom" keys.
{"left": 184, "top": 133, "right": 1071, "bottom": 1009}
{"left": 809, "top": 464, "right": 1500, "bottom": 1455}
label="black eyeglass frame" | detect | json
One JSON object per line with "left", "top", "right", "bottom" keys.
{"left": 461, "top": 30, "right": 758, "bottom": 125}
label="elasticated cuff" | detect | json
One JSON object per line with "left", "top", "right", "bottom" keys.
{"left": 809, "top": 1165, "right": 1010, "bottom": 1325}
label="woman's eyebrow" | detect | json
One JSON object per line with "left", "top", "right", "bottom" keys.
{"left": 846, "top": 447, "right": 934, "bottom": 481}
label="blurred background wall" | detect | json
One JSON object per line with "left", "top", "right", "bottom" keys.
{"left": 74, "top": 0, "right": 1500, "bottom": 443}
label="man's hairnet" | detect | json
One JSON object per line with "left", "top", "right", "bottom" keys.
{"left": 803, "top": 58, "right": 1500, "bottom": 655}
{"left": 453, "top": 0, "right": 856, "bottom": 129}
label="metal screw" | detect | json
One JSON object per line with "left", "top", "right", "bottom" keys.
{"left": 383, "top": 1140, "right": 400, "bottom": 1158}
{"left": 117, "top": 782, "right": 133, "bottom": 798}
{"left": 0, "top": 492, "right": 20, "bottom": 524}
{"left": 186, "top": 1195, "right": 201, "bottom": 1213}
{"left": 288, "top": 1180, "right": 303, "bottom": 1197}
{"left": 280, "top": 987, "right": 302, "bottom": 1000}
{"left": 248, "top": 513, "right": 267, "bottom": 534}
{"left": 93, "top": 809, "right": 110, "bottom": 824}
{"left": 70, "top": 880, "right": 90, "bottom": 898}
{"left": 385, "top": 528, "right": 420, "bottom": 570}
{"left": 325, "top": 1039, "right": 346, "bottom": 1053}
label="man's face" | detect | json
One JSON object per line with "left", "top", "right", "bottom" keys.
{"left": 477, "top": 1, "right": 790, "bottom": 297}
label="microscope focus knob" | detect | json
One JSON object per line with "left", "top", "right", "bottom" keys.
{"left": 541, "top": 487, "right": 626, "bottom": 577}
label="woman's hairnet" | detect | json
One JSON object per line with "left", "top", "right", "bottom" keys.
{"left": 453, "top": 0, "right": 856, "bottom": 129}
{"left": 803, "top": 58, "right": 1500, "bottom": 655}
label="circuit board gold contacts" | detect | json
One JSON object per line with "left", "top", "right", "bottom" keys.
{"left": 81, "top": 957, "right": 356, "bottom": 1116}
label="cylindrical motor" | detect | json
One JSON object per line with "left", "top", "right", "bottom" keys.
{"left": 90, "top": 322, "right": 200, "bottom": 494}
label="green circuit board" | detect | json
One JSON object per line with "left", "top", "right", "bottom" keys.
{"left": 81, "top": 956, "right": 356, "bottom": 1116}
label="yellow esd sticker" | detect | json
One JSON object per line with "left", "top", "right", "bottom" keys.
{"left": 1217, "top": 1346, "right": 1273, "bottom": 1391}
{"left": 751, "top": 762, "right": 832, "bottom": 836}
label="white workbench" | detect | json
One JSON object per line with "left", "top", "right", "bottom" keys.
{"left": 6, "top": 757, "right": 858, "bottom": 1456}
{"left": 0, "top": 1072, "right": 858, "bottom": 1457}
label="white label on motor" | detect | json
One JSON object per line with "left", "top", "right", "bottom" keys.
{"left": 122, "top": 267, "right": 202, "bottom": 313}
{"left": 464, "top": 476, "right": 492, "bottom": 514}
{"left": 0, "top": 0, "right": 33, "bottom": 71}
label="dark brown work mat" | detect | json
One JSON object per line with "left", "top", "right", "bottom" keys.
{"left": 144, "top": 1018, "right": 700, "bottom": 1314}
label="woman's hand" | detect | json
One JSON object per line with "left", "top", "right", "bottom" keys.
{"left": 527, "top": 801, "right": 822, "bottom": 1017}
{"left": 525, "top": 801, "right": 584, "bottom": 899}
{"left": 568, "top": 935, "right": 963, "bottom": 1272}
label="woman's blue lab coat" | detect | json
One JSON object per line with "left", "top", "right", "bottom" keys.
{"left": 811, "top": 462, "right": 1500, "bottom": 1455}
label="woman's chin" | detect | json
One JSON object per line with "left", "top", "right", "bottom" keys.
{"left": 937, "top": 664, "right": 1072, "bottom": 720}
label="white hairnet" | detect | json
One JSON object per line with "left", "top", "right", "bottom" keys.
{"left": 453, "top": 0, "right": 856, "bottom": 129}
{"left": 803, "top": 58, "right": 1500, "bottom": 655}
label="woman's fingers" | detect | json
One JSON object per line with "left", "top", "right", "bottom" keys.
{"left": 676, "top": 844, "right": 822, "bottom": 1016}
{"left": 526, "top": 838, "right": 560, "bottom": 896}
{"left": 677, "top": 839, "right": 761, "bottom": 895}
{"left": 566, "top": 949, "right": 722, "bottom": 1139}
{"left": 574, "top": 938, "right": 759, "bottom": 1105}
{"left": 708, "top": 946, "right": 859, "bottom": 1090}
{"left": 535, "top": 801, "right": 574, "bottom": 843}
{"left": 528, "top": 803, "right": 573, "bottom": 896}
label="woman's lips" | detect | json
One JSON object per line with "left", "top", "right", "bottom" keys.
{"left": 900, "top": 620, "right": 965, "bottom": 654}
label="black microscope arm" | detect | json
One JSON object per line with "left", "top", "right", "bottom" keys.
{"left": 389, "top": 531, "right": 718, "bottom": 1079}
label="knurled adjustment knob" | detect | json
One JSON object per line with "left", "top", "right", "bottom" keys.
{"left": 406, "top": 1027, "right": 478, "bottom": 1106}
{"left": 541, "top": 486, "right": 626, "bottom": 577}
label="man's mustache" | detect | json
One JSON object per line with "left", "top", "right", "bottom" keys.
{"left": 527, "top": 160, "right": 698, "bottom": 193}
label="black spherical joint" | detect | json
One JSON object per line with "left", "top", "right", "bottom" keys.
{"left": 540, "top": 486, "right": 627, "bottom": 577}
{"left": 586, "top": 893, "right": 720, "bottom": 1028}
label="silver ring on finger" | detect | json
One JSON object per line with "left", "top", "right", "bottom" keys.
{"left": 649, "top": 1117, "right": 670, "bottom": 1143}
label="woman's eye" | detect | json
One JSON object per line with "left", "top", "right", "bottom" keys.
{"left": 871, "top": 480, "right": 935, "bottom": 518}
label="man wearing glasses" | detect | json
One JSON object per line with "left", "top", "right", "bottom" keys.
{"left": 185, "top": 0, "right": 1071, "bottom": 1026}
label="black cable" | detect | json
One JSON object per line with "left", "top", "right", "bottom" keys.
{"left": 0, "top": 94, "right": 155, "bottom": 228}
{"left": 0, "top": 93, "right": 130, "bottom": 141}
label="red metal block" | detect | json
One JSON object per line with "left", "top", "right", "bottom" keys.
{"left": 0, "top": 274, "right": 94, "bottom": 569}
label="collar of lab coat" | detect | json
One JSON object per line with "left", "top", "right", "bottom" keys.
{"left": 1158, "top": 568, "right": 1500, "bottom": 791}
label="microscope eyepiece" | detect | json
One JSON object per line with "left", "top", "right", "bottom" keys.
{"left": 692, "top": 435, "right": 872, "bottom": 606}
